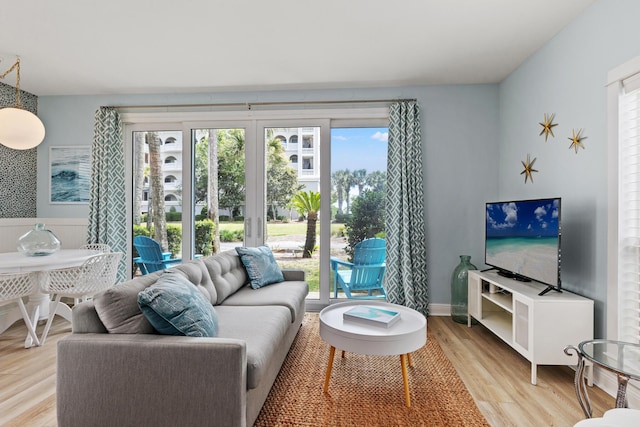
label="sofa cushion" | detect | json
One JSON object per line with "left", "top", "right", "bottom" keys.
{"left": 214, "top": 305, "right": 291, "bottom": 389}
{"left": 138, "top": 272, "right": 218, "bottom": 337}
{"left": 93, "top": 259, "right": 214, "bottom": 334}
{"left": 172, "top": 259, "right": 218, "bottom": 305}
{"left": 235, "top": 245, "right": 284, "bottom": 289}
{"left": 201, "top": 251, "right": 249, "bottom": 304}
{"left": 221, "top": 280, "right": 308, "bottom": 323}
{"left": 93, "top": 273, "right": 159, "bottom": 334}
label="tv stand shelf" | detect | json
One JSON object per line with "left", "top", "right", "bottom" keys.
{"left": 468, "top": 270, "right": 593, "bottom": 385}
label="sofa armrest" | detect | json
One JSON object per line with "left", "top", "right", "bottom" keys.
{"left": 71, "top": 301, "right": 108, "bottom": 333}
{"left": 281, "top": 269, "right": 305, "bottom": 281}
{"left": 57, "top": 334, "right": 248, "bottom": 427}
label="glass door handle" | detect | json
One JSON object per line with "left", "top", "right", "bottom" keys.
{"left": 245, "top": 218, "right": 251, "bottom": 239}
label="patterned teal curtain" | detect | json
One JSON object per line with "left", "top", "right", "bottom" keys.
{"left": 88, "top": 107, "right": 127, "bottom": 282}
{"left": 385, "top": 101, "right": 428, "bottom": 316}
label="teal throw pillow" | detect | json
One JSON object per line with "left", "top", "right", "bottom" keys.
{"left": 137, "top": 272, "right": 218, "bottom": 337}
{"left": 235, "top": 245, "right": 284, "bottom": 289}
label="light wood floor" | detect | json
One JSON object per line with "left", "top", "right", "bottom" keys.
{"left": 0, "top": 315, "right": 614, "bottom": 427}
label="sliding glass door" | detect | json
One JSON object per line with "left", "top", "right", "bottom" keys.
{"left": 126, "top": 109, "right": 388, "bottom": 308}
{"left": 261, "top": 122, "right": 327, "bottom": 301}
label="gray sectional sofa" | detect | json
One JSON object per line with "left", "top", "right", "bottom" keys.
{"left": 56, "top": 250, "right": 309, "bottom": 427}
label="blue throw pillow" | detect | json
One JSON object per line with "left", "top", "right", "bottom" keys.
{"left": 235, "top": 245, "right": 285, "bottom": 289}
{"left": 137, "top": 272, "right": 218, "bottom": 337}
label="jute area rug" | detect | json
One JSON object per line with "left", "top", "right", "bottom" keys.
{"left": 254, "top": 313, "right": 489, "bottom": 427}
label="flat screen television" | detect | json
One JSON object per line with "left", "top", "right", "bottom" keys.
{"left": 485, "top": 197, "right": 561, "bottom": 296}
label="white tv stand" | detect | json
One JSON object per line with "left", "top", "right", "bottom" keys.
{"left": 467, "top": 270, "right": 593, "bottom": 385}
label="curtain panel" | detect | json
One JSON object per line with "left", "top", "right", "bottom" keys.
{"left": 385, "top": 101, "right": 428, "bottom": 316}
{"left": 88, "top": 107, "right": 127, "bottom": 282}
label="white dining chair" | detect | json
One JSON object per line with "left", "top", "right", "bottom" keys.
{"left": 39, "top": 252, "right": 122, "bottom": 344}
{"left": 0, "top": 272, "right": 41, "bottom": 347}
{"left": 79, "top": 243, "right": 111, "bottom": 253}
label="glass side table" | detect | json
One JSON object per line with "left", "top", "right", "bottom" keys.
{"left": 565, "top": 340, "right": 640, "bottom": 418}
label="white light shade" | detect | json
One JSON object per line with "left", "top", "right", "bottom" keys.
{"left": 0, "top": 107, "right": 45, "bottom": 150}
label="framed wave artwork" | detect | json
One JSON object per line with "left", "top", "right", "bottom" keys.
{"left": 49, "top": 146, "right": 91, "bottom": 204}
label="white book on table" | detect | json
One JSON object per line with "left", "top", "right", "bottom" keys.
{"left": 343, "top": 305, "right": 401, "bottom": 328}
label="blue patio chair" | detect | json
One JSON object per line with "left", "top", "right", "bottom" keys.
{"left": 133, "top": 236, "right": 182, "bottom": 275}
{"left": 330, "top": 237, "right": 386, "bottom": 299}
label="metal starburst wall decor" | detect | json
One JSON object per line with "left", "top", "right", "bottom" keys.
{"left": 520, "top": 153, "right": 538, "bottom": 184}
{"left": 539, "top": 113, "right": 558, "bottom": 142}
{"left": 568, "top": 128, "right": 587, "bottom": 153}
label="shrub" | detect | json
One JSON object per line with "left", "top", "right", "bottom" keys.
{"left": 195, "top": 219, "right": 215, "bottom": 256}
{"left": 332, "top": 225, "right": 346, "bottom": 238}
{"left": 220, "top": 229, "right": 243, "bottom": 242}
{"left": 219, "top": 215, "right": 230, "bottom": 222}
{"left": 166, "top": 225, "right": 182, "bottom": 257}
{"left": 132, "top": 225, "right": 150, "bottom": 259}
{"left": 344, "top": 190, "right": 385, "bottom": 261}
{"left": 166, "top": 211, "right": 182, "bottom": 222}
{"left": 334, "top": 212, "right": 351, "bottom": 224}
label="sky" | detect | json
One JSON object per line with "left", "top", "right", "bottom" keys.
{"left": 330, "top": 127, "right": 388, "bottom": 173}
{"left": 486, "top": 198, "right": 560, "bottom": 238}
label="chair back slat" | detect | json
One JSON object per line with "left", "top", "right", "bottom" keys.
{"left": 333, "top": 238, "right": 387, "bottom": 299}
{"left": 133, "top": 236, "right": 181, "bottom": 274}
{"left": 0, "top": 272, "right": 37, "bottom": 302}
{"left": 46, "top": 252, "right": 122, "bottom": 295}
{"left": 80, "top": 243, "right": 111, "bottom": 253}
{"left": 347, "top": 265, "right": 386, "bottom": 290}
{"left": 353, "top": 238, "right": 386, "bottom": 265}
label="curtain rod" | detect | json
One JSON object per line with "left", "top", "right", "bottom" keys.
{"left": 102, "top": 98, "right": 417, "bottom": 110}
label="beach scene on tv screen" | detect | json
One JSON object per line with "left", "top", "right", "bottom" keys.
{"left": 486, "top": 199, "right": 559, "bottom": 286}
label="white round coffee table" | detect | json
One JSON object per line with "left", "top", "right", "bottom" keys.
{"left": 319, "top": 300, "right": 427, "bottom": 407}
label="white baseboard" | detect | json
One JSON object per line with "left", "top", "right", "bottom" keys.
{"left": 428, "top": 303, "right": 450, "bottom": 316}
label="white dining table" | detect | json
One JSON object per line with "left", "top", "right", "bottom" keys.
{"left": 0, "top": 248, "right": 99, "bottom": 347}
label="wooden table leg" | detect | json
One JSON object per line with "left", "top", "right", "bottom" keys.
{"left": 324, "top": 346, "right": 336, "bottom": 393}
{"left": 400, "top": 354, "right": 411, "bottom": 407}
{"left": 407, "top": 353, "right": 413, "bottom": 367}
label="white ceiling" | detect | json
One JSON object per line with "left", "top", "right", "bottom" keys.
{"left": 0, "top": 0, "right": 596, "bottom": 96}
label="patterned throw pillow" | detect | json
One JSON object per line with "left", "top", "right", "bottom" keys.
{"left": 235, "top": 245, "right": 285, "bottom": 289}
{"left": 137, "top": 272, "right": 218, "bottom": 337}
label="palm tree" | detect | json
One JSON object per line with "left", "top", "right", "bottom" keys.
{"left": 332, "top": 170, "right": 348, "bottom": 214}
{"left": 291, "top": 190, "right": 321, "bottom": 258}
{"left": 146, "top": 132, "right": 168, "bottom": 251}
{"left": 332, "top": 169, "right": 353, "bottom": 214}
{"left": 366, "top": 170, "right": 386, "bottom": 192}
{"left": 352, "top": 169, "right": 367, "bottom": 195}
{"left": 207, "top": 129, "right": 220, "bottom": 254}
{"left": 132, "top": 132, "right": 145, "bottom": 225}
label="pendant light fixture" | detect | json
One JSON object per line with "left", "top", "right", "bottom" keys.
{"left": 0, "top": 58, "right": 45, "bottom": 150}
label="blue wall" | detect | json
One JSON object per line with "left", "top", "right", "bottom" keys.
{"left": 36, "top": 85, "right": 500, "bottom": 307}
{"left": 498, "top": 0, "right": 640, "bottom": 337}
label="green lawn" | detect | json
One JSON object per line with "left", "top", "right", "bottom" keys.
{"left": 165, "top": 221, "right": 345, "bottom": 293}
{"left": 218, "top": 221, "right": 343, "bottom": 237}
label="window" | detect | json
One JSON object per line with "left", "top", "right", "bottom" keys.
{"left": 609, "top": 56, "right": 640, "bottom": 343}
